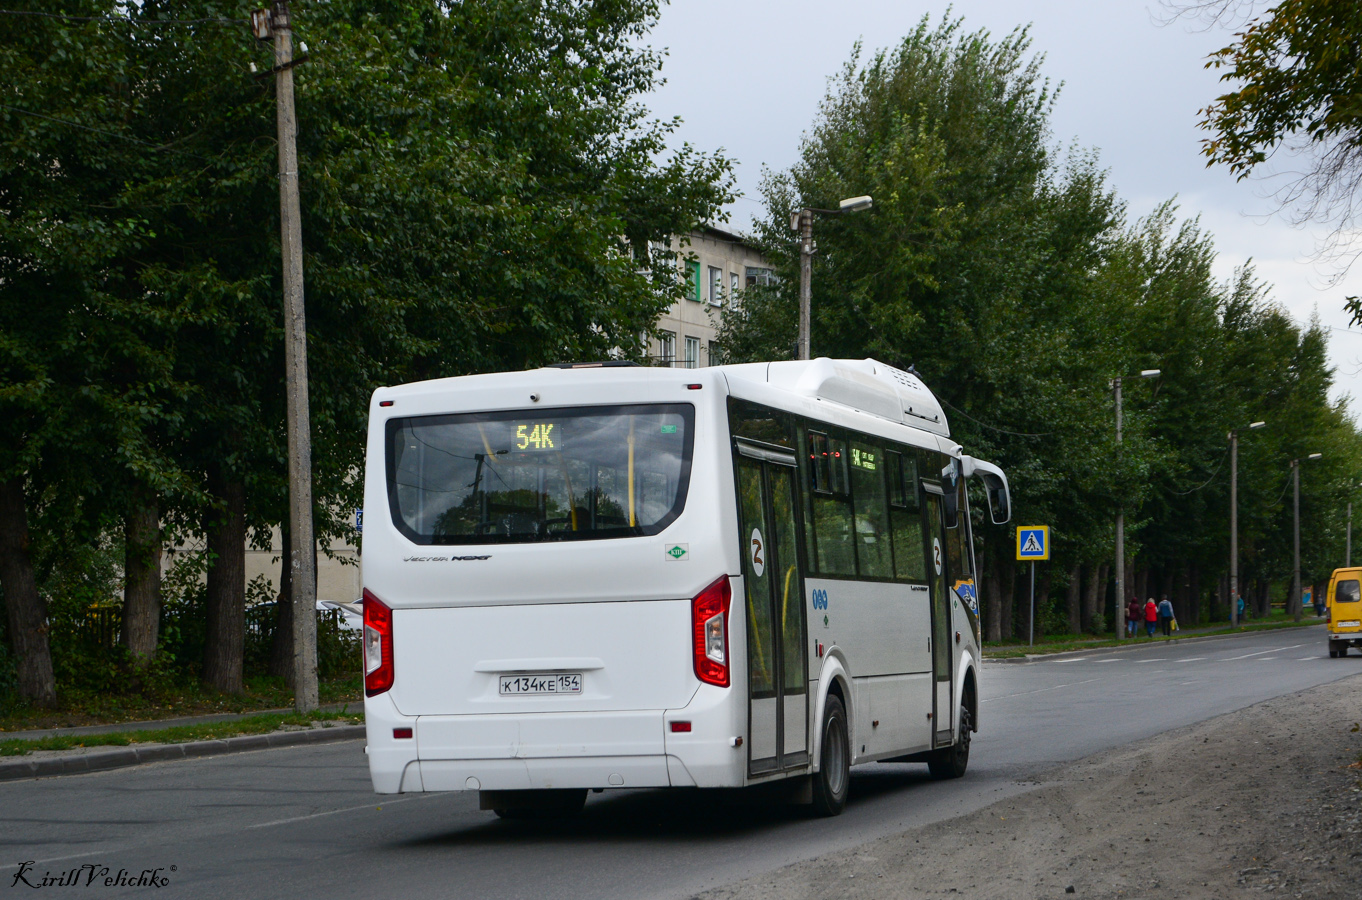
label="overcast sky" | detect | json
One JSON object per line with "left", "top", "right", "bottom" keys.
{"left": 644, "top": 0, "right": 1362, "bottom": 412}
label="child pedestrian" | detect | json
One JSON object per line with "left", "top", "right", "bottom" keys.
{"left": 1144, "top": 597, "right": 1158, "bottom": 637}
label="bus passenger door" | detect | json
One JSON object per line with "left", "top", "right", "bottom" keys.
{"left": 736, "top": 447, "right": 809, "bottom": 776}
{"left": 924, "top": 490, "right": 953, "bottom": 746}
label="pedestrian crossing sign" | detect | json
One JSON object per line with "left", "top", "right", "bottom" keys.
{"left": 1016, "top": 526, "right": 1049, "bottom": 561}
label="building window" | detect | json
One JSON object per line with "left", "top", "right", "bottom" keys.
{"left": 686, "top": 260, "right": 701, "bottom": 302}
{"left": 746, "top": 266, "right": 776, "bottom": 287}
{"left": 708, "top": 339, "right": 720, "bottom": 367}
{"left": 708, "top": 266, "right": 723, "bottom": 306}
{"left": 658, "top": 331, "right": 676, "bottom": 367}
{"left": 730, "top": 271, "right": 739, "bottom": 301}
{"left": 684, "top": 336, "right": 700, "bottom": 369}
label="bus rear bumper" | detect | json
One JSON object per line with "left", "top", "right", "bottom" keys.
{"left": 420, "top": 755, "right": 673, "bottom": 791}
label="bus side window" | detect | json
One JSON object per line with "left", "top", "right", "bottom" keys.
{"left": 887, "top": 451, "right": 925, "bottom": 580}
{"left": 849, "top": 441, "right": 892, "bottom": 578}
{"left": 807, "top": 430, "right": 855, "bottom": 576}
{"left": 797, "top": 425, "right": 819, "bottom": 575}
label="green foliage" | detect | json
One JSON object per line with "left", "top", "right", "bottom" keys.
{"left": 1196, "top": 0, "right": 1362, "bottom": 274}
{"left": 0, "top": 0, "right": 732, "bottom": 693}
{"left": 722, "top": 12, "right": 1362, "bottom": 636}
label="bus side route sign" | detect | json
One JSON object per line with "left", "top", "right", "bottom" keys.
{"left": 1016, "top": 526, "right": 1049, "bottom": 561}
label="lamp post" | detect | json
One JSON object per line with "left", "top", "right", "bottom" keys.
{"left": 1112, "top": 369, "right": 1160, "bottom": 639}
{"left": 1229, "top": 421, "right": 1267, "bottom": 628}
{"left": 792, "top": 195, "right": 873, "bottom": 360}
{"left": 1291, "top": 453, "right": 1323, "bottom": 621}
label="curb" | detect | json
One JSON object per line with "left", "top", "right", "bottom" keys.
{"left": 984, "top": 622, "right": 1324, "bottom": 664}
{"left": 0, "top": 724, "right": 366, "bottom": 783}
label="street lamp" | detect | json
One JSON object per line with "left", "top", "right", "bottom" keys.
{"left": 1112, "top": 368, "right": 1160, "bottom": 639}
{"left": 1290, "top": 453, "right": 1323, "bottom": 621}
{"left": 1229, "top": 420, "right": 1267, "bottom": 628}
{"left": 791, "top": 196, "right": 874, "bottom": 360}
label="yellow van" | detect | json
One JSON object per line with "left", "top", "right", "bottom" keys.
{"left": 1326, "top": 567, "right": 1362, "bottom": 657}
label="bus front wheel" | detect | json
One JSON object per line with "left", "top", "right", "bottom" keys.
{"left": 811, "top": 694, "right": 849, "bottom": 817}
{"left": 927, "top": 704, "right": 971, "bottom": 780}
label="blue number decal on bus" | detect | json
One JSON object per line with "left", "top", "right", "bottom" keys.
{"left": 811, "top": 588, "right": 829, "bottom": 610}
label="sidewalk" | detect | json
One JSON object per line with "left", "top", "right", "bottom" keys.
{"left": 984, "top": 614, "right": 1324, "bottom": 661}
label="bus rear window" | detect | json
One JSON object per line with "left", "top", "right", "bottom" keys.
{"left": 1337, "top": 580, "right": 1361, "bottom": 603}
{"left": 385, "top": 404, "right": 694, "bottom": 544}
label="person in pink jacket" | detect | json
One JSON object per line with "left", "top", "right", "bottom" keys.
{"left": 1144, "top": 598, "right": 1158, "bottom": 637}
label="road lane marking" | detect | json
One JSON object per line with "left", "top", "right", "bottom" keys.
{"left": 1056, "top": 658, "right": 1087, "bottom": 663}
{"left": 1095, "top": 659, "right": 1121, "bottom": 663}
{"left": 1176, "top": 657, "right": 1207, "bottom": 662}
{"left": 983, "top": 678, "right": 1102, "bottom": 703}
{"left": 1220, "top": 644, "right": 1302, "bottom": 661}
{"left": 1135, "top": 658, "right": 1168, "bottom": 663}
{"left": 246, "top": 793, "right": 438, "bottom": 830}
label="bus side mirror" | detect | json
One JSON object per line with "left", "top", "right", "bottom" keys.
{"left": 987, "top": 483, "right": 1009, "bottom": 525}
{"left": 960, "top": 455, "right": 1011, "bottom": 525}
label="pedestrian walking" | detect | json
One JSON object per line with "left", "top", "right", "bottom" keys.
{"left": 1158, "top": 595, "right": 1175, "bottom": 637}
{"left": 1126, "top": 597, "right": 1142, "bottom": 638}
{"left": 1144, "top": 597, "right": 1158, "bottom": 637}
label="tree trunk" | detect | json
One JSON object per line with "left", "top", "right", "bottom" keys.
{"left": 1065, "top": 564, "right": 1081, "bottom": 635}
{"left": 1033, "top": 566, "right": 1052, "bottom": 641}
{"left": 1134, "top": 568, "right": 1148, "bottom": 603}
{"left": 122, "top": 485, "right": 162, "bottom": 667}
{"left": 0, "top": 477, "right": 56, "bottom": 706}
{"left": 1161, "top": 567, "right": 1175, "bottom": 613}
{"left": 983, "top": 538, "right": 1002, "bottom": 643}
{"left": 1096, "top": 563, "right": 1110, "bottom": 630}
{"left": 203, "top": 476, "right": 246, "bottom": 693}
{"left": 268, "top": 524, "right": 294, "bottom": 684}
{"left": 1188, "top": 564, "right": 1202, "bottom": 626}
{"left": 1000, "top": 557, "right": 1015, "bottom": 641}
{"left": 1082, "top": 563, "right": 1100, "bottom": 634}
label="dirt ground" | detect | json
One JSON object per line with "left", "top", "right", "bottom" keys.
{"left": 698, "top": 673, "right": 1362, "bottom": 900}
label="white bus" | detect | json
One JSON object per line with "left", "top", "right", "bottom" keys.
{"left": 361, "top": 358, "right": 1010, "bottom": 816}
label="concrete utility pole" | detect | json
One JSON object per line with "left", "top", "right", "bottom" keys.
{"left": 1114, "top": 376, "right": 1124, "bottom": 639}
{"left": 1112, "top": 369, "right": 1158, "bottom": 639}
{"left": 796, "top": 209, "right": 813, "bottom": 361}
{"left": 1291, "top": 453, "right": 1323, "bottom": 622}
{"left": 1348, "top": 500, "right": 1353, "bottom": 568}
{"left": 791, "top": 196, "right": 872, "bottom": 361}
{"left": 255, "top": 1, "right": 318, "bottom": 712}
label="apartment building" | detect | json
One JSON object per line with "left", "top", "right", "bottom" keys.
{"left": 650, "top": 225, "right": 773, "bottom": 368}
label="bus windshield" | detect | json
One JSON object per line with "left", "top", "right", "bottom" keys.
{"left": 386, "top": 403, "right": 694, "bottom": 544}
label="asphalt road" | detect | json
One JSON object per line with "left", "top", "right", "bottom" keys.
{"left": 3, "top": 626, "right": 1357, "bottom": 899}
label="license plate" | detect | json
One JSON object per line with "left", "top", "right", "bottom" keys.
{"left": 499, "top": 673, "right": 582, "bottom": 695}
{"left": 1338, "top": 620, "right": 1361, "bottom": 628}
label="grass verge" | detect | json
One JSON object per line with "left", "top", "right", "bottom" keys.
{"left": 0, "top": 675, "right": 362, "bottom": 734}
{"left": 984, "top": 616, "right": 1324, "bottom": 659}
{"left": 0, "top": 708, "right": 363, "bottom": 757}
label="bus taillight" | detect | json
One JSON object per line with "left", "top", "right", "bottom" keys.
{"left": 363, "top": 588, "right": 394, "bottom": 696}
{"left": 692, "top": 575, "right": 732, "bottom": 687}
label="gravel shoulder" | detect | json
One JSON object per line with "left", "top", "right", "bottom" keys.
{"left": 699, "top": 672, "right": 1362, "bottom": 900}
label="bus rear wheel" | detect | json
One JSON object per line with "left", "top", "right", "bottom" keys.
{"left": 811, "top": 694, "right": 849, "bottom": 817}
{"left": 927, "top": 704, "right": 971, "bottom": 780}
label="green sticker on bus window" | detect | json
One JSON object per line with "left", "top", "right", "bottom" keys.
{"left": 660, "top": 425, "right": 677, "bottom": 434}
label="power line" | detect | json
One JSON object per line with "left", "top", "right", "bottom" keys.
{"left": 1169, "top": 448, "right": 1228, "bottom": 496}
{"left": 936, "top": 396, "right": 1053, "bottom": 438}
{"left": 0, "top": 9, "right": 238, "bottom": 25}
{"left": 0, "top": 103, "right": 211, "bottom": 160}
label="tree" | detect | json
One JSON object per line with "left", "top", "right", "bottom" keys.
{"left": 1181, "top": 1, "right": 1362, "bottom": 274}
{"left": 725, "top": 11, "right": 1362, "bottom": 638}
{"left": 1, "top": 0, "right": 733, "bottom": 700}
